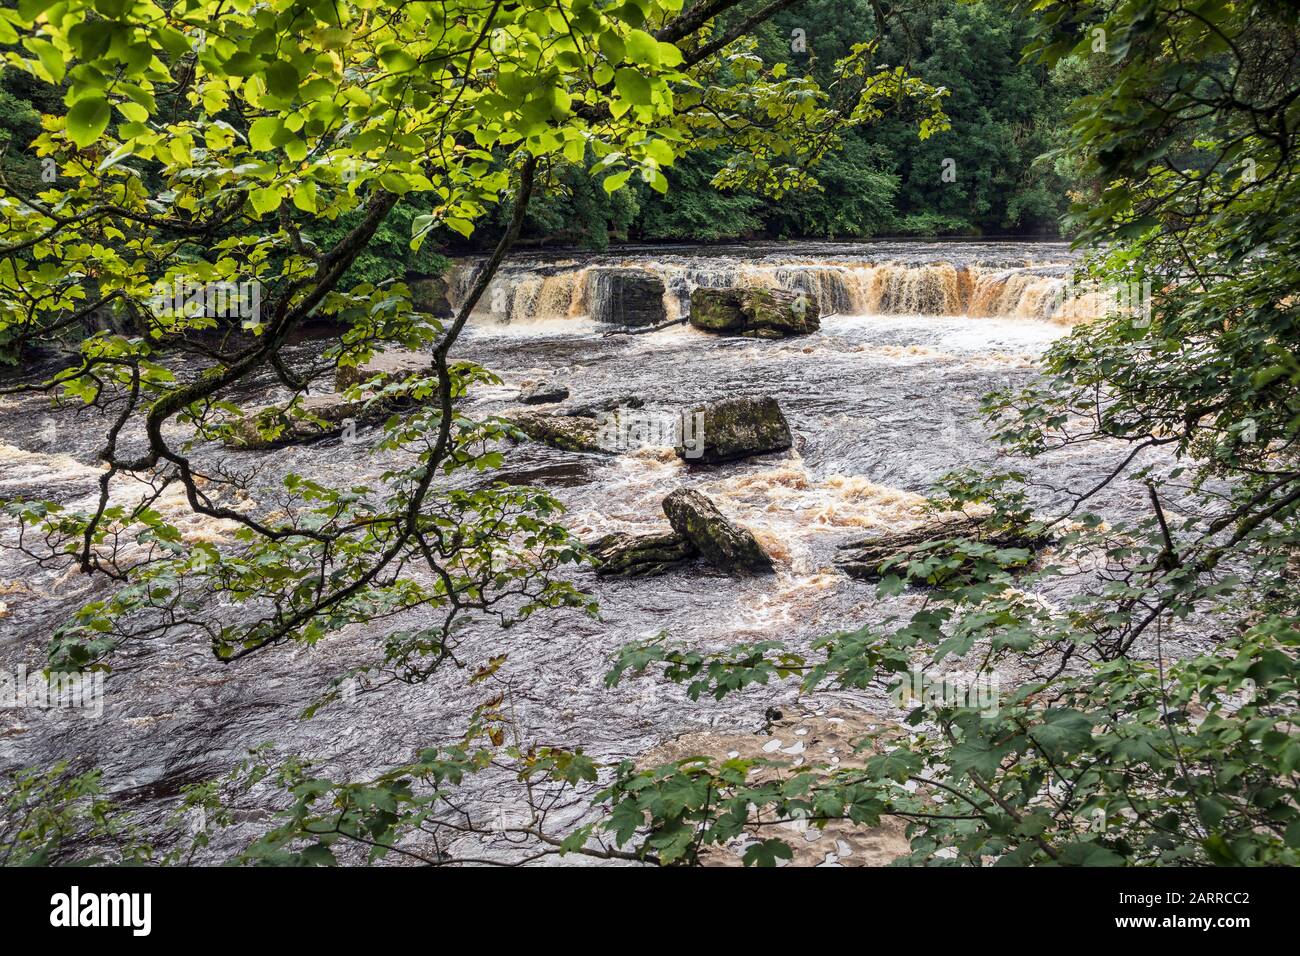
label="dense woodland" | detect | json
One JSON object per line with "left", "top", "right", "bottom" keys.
{"left": 0, "top": 0, "right": 1297, "bottom": 872}
{"left": 0, "top": 0, "right": 1087, "bottom": 272}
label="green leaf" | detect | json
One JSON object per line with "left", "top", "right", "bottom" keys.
{"left": 17, "top": 0, "right": 61, "bottom": 23}
{"left": 115, "top": 100, "right": 149, "bottom": 124}
{"left": 607, "top": 797, "right": 645, "bottom": 846}
{"left": 602, "top": 170, "right": 631, "bottom": 193}
{"left": 66, "top": 95, "right": 111, "bottom": 148}
{"left": 614, "top": 69, "right": 652, "bottom": 106}
{"left": 292, "top": 180, "right": 318, "bottom": 212}
{"left": 742, "top": 838, "right": 793, "bottom": 867}
{"left": 379, "top": 48, "right": 418, "bottom": 73}
{"left": 264, "top": 62, "right": 301, "bottom": 99}
{"left": 249, "top": 116, "right": 282, "bottom": 151}
{"left": 25, "top": 37, "right": 66, "bottom": 85}
{"left": 1057, "top": 841, "right": 1125, "bottom": 867}
{"left": 249, "top": 187, "right": 282, "bottom": 215}
{"left": 625, "top": 29, "right": 659, "bottom": 66}
{"left": 379, "top": 172, "right": 410, "bottom": 194}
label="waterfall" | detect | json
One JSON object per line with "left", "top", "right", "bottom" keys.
{"left": 450, "top": 241, "right": 1079, "bottom": 325}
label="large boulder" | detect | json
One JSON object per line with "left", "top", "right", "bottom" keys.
{"left": 662, "top": 488, "right": 774, "bottom": 574}
{"left": 336, "top": 349, "right": 429, "bottom": 395}
{"left": 689, "top": 287, "right": 818, "bottom": 338}
{"left": 508, "top": 412, "right": 609, "bottom": 453}
{"left": 588, "top": 530, "right": 697, "bottom": 576}
{"left": 409, "top": 273, "right": 452, "bottom": 317}
{"left": 588, "top": 268, "right": 667, "bottom": 327}
{"left": 677, "top": 395, "right": 792, "bottom": 464}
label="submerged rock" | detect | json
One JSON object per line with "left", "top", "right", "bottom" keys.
{"left": 519, "top": 381, "right": 570, "bottom": 405}
{"left": 662, "top": 488, "right": 774, "bottom": 574}
{"left": 508, "top": 412, "right": 609, "bottom": 453}
{"left": 225, "top": 395, "right": 378, "bottom": 449}
{"left": 336, "top": 349, "right": 430, "bottom": 395}
{"left": 589, "top": 530, "right": 697, "bottom": 576}
{"left": 689, "top": 287, "right": 818, "bottom": 338}
{"left": 835, "top": 515, "right": 1049, "bottom": 582}
{"left": 677, "top": 395, "right": 793, "bottom": 464}
{"left": 562, "top": 395, "right": 645, "bottom": 418}
{"left": 588, "top": 268, "right": 667, "bottom": 327}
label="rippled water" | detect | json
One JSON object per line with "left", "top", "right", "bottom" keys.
{"left": 0, "top": 241, "right": 1179, "bottom": 860}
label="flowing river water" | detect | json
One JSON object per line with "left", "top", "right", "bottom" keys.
{"left": 0, "top": 240, "right": 1192, "bottom": 864}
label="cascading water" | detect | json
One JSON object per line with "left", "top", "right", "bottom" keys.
{"left": 454, "top": 240, "right": 1082, "bottom": 326}
{"left": 0, "top": 240, "right": 1176, "bottom": 865}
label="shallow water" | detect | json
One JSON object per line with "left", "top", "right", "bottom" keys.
{"left": 0, "top": 241, "right": 1183, "bottom": 861}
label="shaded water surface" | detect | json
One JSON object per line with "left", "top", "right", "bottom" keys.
{"left": 0, "top": 242, "right": 1171, "bottom": 860}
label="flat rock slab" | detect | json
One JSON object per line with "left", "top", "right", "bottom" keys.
{"left": 835, "top": 515, "right": 1049, "bottom": 582}
{"left": 508, "top": 412, "right": 610, "bottom": 454}
{"left": 588, "top": 529, "right": 697, "bottom": 576}
{"left": 663, "top": 487, "right": 773, "bottom": 574}
{"left": 519, "top": 381, "right": 570, "bottom": 405}
{"left": 677, "top": 395, "right": 792, "bottom": 464}
{"left": 336, "top": 349, "right": 430, "bottom": 394}
{"left": 562, "top": 395, "right": 644, "bottom": 418}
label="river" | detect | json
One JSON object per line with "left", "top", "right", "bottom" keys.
{"left": 0, "top": 240, "right": 1186, "bottom": 863}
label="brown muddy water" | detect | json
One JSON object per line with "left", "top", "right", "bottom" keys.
{"left": 0, "top": 241, "right": 1195, "bottom": 864}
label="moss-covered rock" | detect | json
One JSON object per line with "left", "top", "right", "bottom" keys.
{"left": 662, "top": 488, "right": 774, "bottom": 574}
{"left": 688, "top": 287, "right": 818, "bottom": 338}
{"left": 688, "top": 288, "right": 747, "bottom": 332}
{"left": 409, "top": 274, "right": 452, "bottom": 316}
{"left": 677, "top": 395, "right": 793, "bottom": 464}
{"left": 588, "top": 530, "right": 698, "bottom": 576}
{"left": 508, "top": 412, "right": 609, "bottom": 453}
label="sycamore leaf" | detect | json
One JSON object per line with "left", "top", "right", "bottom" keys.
{"left": 614, "top": 69, "right": 652, "bottom": 106}
{"left": 602, "top": 170, "right": 632, "bottom": 193}
{"left": 66, "top": 95, "right": 110, "bottom": 148}
{"left": 742, "top": 838, "right": 793, "bottom": 867}
{"left": 249, "top": 187, "right": 282, "bottom": 215}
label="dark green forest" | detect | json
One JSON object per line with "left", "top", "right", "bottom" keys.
{"left": 0, "top": 0, "right": 1083, "bottom": 264}
{"left": 501, "top": 0, "right": 1094, "bottom": 247}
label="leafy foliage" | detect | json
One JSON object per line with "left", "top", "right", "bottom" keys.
{"left": 598, "top": 0, "right": 1300, "bottom": 866}
{"left": 0, "top": 762, "right": 151, "bottom": 865}
{"left": 0, "top": 0, "right": 946, "bottom": 867}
